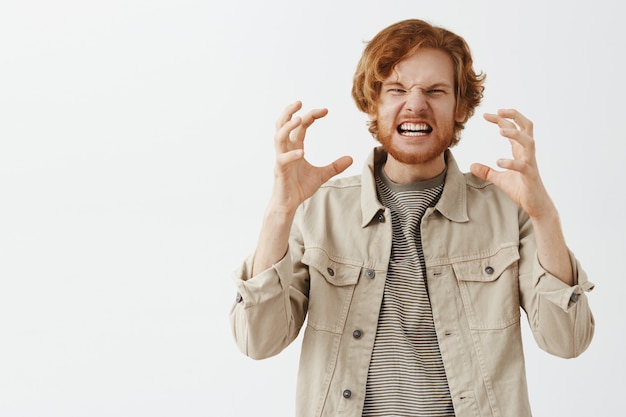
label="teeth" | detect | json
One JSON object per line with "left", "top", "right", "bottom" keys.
{"left": 398, "top": 122, "right": 431, "bottom": 136}
{"left": 403, "top": 131, "right": 426, "bottom": 136}
{"left": 400, "top": 122, "right": 429, "bottom": 132}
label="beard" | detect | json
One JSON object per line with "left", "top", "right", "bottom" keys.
{"left": 376, "top": 119, "right": 455, "bottom": 165}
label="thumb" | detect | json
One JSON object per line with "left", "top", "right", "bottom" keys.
{"left": 469, "top": 162, "right": 492, "bottom": 181}
{"left": 320, "top": 156, "right": 353, "bottom": 182}
{"left": 332, "top": 155, "right": 354, "bottom": 175}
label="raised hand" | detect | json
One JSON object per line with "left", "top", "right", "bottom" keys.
{"left": 470, "top": 109, "right": 573, "bottom": 283}
{"left": 270, "top": 101, "right": 353, "bottom": 216}
{"left": 469, "top": 109, "right": 554, "bottom": 220}
{"left": 252, "top": 101, "right": 352, "bottom": 275}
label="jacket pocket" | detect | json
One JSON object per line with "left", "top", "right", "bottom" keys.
{"left": 452, "top": 245, "right": 521, "bottom": 330}
{"left": 302, "top": 248, "right": 361, "bottom": 334}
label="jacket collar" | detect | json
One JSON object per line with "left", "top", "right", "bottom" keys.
{"left": 360, "top": 147, "right": 469, "bottom": 227}
{"left": 436, "top": 150, "right": 470, "bottom": 223}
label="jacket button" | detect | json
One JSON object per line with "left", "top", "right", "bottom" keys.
{"left": 342, "top": 389, "right": 352, "bottom": 398}
{"left": 484, "top": 266, "right": 494, "bottom": 275}
{"left": 377, "top": 213, "right": 385, "bottom": 223}
{"left": 365, "top": 269, "right": 375, "bottom": 279}
{"left": 235, "top": 292, "right": 243, "bottom": 303}
{"left": 570, "top": 293, "right": 580, "bottom": 303}
{"left": 327, "top": 267, "right": 335, "bottom": 276}
{"left": 353, "top": 329, "right": 362, "bottom": 339}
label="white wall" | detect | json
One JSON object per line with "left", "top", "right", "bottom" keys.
{"left": 1, "top": 1, "right": 623, "bottom": 416}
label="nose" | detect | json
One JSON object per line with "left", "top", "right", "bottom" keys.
{"left": 405, "top": 89, "right": 428, "bottom": 113}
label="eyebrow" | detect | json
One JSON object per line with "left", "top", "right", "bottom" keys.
{"left": 382, "top": 80, "right": 454, "bottom": 89}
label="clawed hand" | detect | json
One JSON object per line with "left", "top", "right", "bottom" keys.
{"left": 270, "top": 101, "right": 353, "bottom": 215}
{"left": 470, "top": 109, "right": 555, "bottom": 219}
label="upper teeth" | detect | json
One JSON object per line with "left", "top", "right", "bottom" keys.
{"left": 400, "top": 123, "right": 429, "bottom": 131}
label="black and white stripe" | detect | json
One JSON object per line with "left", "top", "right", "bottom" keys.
{"left": 362, "top": 166, "right": 454, "bottom": 417}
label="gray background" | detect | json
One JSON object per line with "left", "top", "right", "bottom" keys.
{"left": 1, "top": 0, "right": 622, "bottom": 416}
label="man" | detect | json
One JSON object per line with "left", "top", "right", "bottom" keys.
{"left": 229, "top": 19, "right": 594, "bottom": 417}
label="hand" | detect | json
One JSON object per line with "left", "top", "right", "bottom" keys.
{"left": 270, "top": 101, "right": 353, "bottom": 215}
{"left": 470, "top": 109, "right": 555, "bottom": 219}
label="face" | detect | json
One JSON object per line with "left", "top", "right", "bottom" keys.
{"left": 370, "top": 48, "right": 465, "bottom": 178}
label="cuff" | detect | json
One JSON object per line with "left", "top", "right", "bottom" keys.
{"left": 533, "top": 250, "right": 595, "bottom": 312}
{"left": 231, "top": 251, "right": 292, "bottom": 306}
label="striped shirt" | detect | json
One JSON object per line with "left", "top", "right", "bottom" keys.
{"left": 362, "top": 165, "right": 454, "bottom": 417}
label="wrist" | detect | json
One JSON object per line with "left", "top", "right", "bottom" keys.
{"left": 529, "top": 203, "right": 559, "bottom": 225}
{"left": 264, "top": 203, "right": 297, "bottom": 225}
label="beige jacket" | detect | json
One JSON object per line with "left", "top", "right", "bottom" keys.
{"left": 230, "top": 148, "right": 594, "bottom": 417}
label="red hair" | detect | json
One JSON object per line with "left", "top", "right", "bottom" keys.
{"left": 351, "top": 19, "right": 485, "bottom": 146}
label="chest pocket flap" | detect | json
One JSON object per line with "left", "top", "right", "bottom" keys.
{"left": 302, "top": 248, "right": 361, "bottom": 286}
{"left": 452, "top": 245, "right": 520, "bottom": 282}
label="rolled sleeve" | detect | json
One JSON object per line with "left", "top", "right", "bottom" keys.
{"left": 230, "top": 250, "right": 307, "bottom": 360}
{"left": 232, "top": 252, "right": 293, "bottom": 307}
{"left": 530, "top": 250, "right": 595, "bottom": 358}
{"left": 533, "top": 250, "right": 595, "bottom": 312}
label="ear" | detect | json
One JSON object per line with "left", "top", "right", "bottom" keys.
{"left": 367, "top": 104, "right": 378, "bottom": 121}
{"left": 455, "top": 101, "right": 467, "bottom": 123}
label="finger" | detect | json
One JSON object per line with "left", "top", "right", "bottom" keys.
{"left": 318, "top": 155, "right": 354, "bottom": 183}
{"left": 274, "top": 116, "right": 302, "bottom": 153}
{"left": 303, "top": 108, "right": 329, "bottom": 128}
{"left": 275, "top": 101, "right": 303, "bottom": 131}
{"left": 484, "top": 112, "right": 533, "bottom": 150}
{"left": 499, "top": 127, "right": 534, "bottom": 150}
{"left": 469, "top": 162, "right": 494, "bottom": 181}
{"left": 496, "top": 157, "right": 530, "bottom": 174}
{"left": 482, "top": 112, "right": 500, "bottom": 125}
{"left": 470, "top": 162, "right": 511, "bottom": 191}
{"left": 497, "top": 108, "right": 533, "bottom": 136}
{"left": 483, "top": 112, "right": 518, "bottom": 130}
{"left": 275, "top": 148, "right": 304, "bottom": 168}
{"left": 290, "top": 108, "right": 329, "bottom": 144}
{"left": 274, "top": 101, "right": 303, "bottom": 153}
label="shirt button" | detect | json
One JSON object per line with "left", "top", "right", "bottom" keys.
{"left": 352, "top": 329, "right": 362, "bottom": 339}
{"left": 327, "top": 267, "right": 335, "bottom": 276}
{"left": 235, "top": 292, "right": 243, "bottom": 303}
{"left": 365, "top": 269, "right": 375, "bottom": 279}
{"left": 342, "top": 389, "right": 352, "bottom": 399}
{"left": 485, "top": 266, "right": 494, "bottom": 275}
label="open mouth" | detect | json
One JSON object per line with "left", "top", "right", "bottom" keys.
{"left": 397, "top": 122, "right": 432, "bottom": 137}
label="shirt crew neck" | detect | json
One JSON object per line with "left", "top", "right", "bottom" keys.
{"left": 376, "top": 163, "right": 447, "bottom": 193}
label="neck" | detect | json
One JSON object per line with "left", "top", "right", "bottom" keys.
{"left": 382, "top": 152, "right": 446, "bottom": 184}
